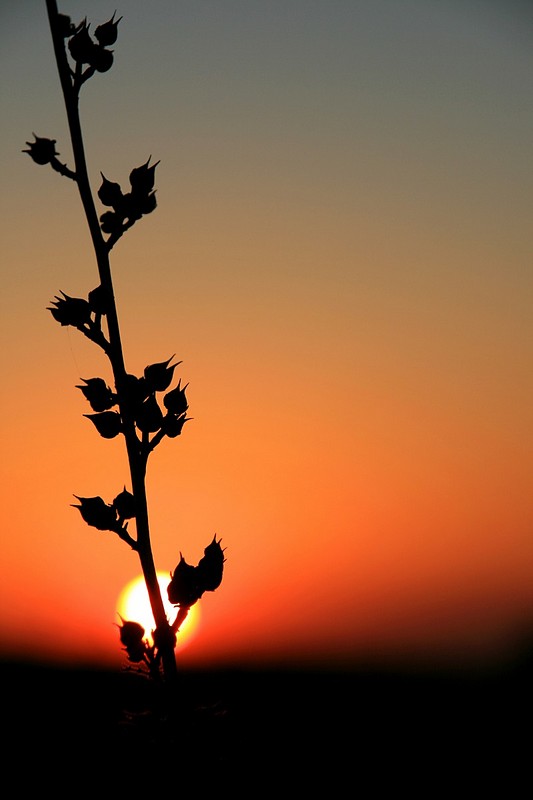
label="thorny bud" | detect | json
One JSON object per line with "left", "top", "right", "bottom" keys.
{"left": 168, "top": 537, "right": 226, "bottom": 607}
{"left": 72, "top": 495, "right": 118, "bottom": 531}
{"left": 76, "top": 377, "right": 115, "bottom": 412}
{"left": 118, "top": 617, "right": 145, "bottom": 647}
{"left": 162, "top": 413, "right": 190, "bottom": 438}
{"left": 167, "top": 555, "right": 203, "bottom": 607}
{"left": 99, "top": 210, "right": 123, "bottom": 235}
{"left": 135, "top": 395, "right": 164, "bottom": 433}
{"left": 84, "top": 410, "right": 122, "bottom": 439}
{"left": 197, "top": 536, "right": 226, "bottom": 592}
{"left": 129, "top": 157, "right": 159, "bottom": 195}
{"left": 94, "top": 12, "right": 122, "bottom": 46}
{"left": 143, "top": 356, "right": 180, "bottom": 393}
{"left": 163, "top": 380, "right": 189, "bottom": 416}
{"left": 68, "top": 20, "right": 94, "bottom": 64}
{"left": 48, "top": 292, "right": 92, "bottom": 327}
{"left": 89, "top": 45, "right": 114, "bottom": 73}
{"left": 98, "top": 160, "right": 159, "bottom": 237}
{"left": 98, "top": 173, "right": 124, "bottom": 208}
{"left": 23, "top": 134, "right": 58, "bottom": 166}
{"left": 113, "top": 487, "right": 136, "bottom": 520}
{"left": 117, "top": 617, "right": 147, "bottom": 662}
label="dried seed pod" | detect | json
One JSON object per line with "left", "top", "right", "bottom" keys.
{"left": 129, "top": 157, "right": 159, "bottom": 195}
{"left": 84, "top": 410, "right": 122, "bottom": 438}
{"left": 94, "top": 12, "right": 122, "bottom": 46}
{"left": 48, "top": 292, "right": 92, "bottom": 327}
{"left": 98, "top": 173, "right": 123, "bottom": 208}
{"left": 163, "top": 380, "right": 189, "bottom": 415}
{"left": 72, "top": 495, "right": 118, "bottom": 531}
{"left": 23, "top": 134, "right": 58, "bottom": 165}
{"left": 118, "top": 617, "right": 145, "bottom": 647}
{"left": 68, "top": 21, "right": 95, "bottom": 64}
{"left": 117, "top": 617, "right": 147, "bottom": 662}
{"left": 76, "top": 377, "right": 115, "bottom": 412}
{"left": 167, "top": 556, "right": 203, "bottom": 607}
{"left": 135, "top": 395, "right": 164, "bottom": 433}
{"left": 197, "top": 536, "right": 225, "bottom": 592}
{"left": 143, "top": 356, "right": 180, "bottom": 393}
{"left": 99, "top": 210, "right": 123, "bottom": 235}
{"left": 162, "top": 412, "right": 190, "bottom": 438}
{"left": 89, "top": 45, "right": 114, "bottom": 73}
{"left": 113, "top": 487, "right": 136, "bottom": 520}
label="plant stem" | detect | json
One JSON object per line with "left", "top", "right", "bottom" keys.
{"left": 45, "top": 0, "right": 178, "bottom": 686}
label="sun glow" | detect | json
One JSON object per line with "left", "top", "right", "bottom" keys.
{"left": 116, "top": 572, "right": 200, "bottom": 651}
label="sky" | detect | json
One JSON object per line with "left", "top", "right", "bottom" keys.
{"left": 1, "top": 0, "right": 532, "bottom": 673}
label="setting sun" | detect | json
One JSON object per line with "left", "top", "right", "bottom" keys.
{"left": 116, "top": 573, "right": 200, "bottom": 651}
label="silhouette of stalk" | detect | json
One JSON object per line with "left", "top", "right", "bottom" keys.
{"left": 25, "top": 1, "right": 225, "bottom": 694}
{"left": 44, "top": 0, "right": 178, "bottom": 686}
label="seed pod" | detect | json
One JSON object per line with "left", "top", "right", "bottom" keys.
{"left": 77, "top": 377, "right": 115, "bottom": 412}
{"left": 98, "top": 173, "right": 123, "bottom": 208}
{"left": 48, "top": 292, "right": 92, "bottom": 327}
{"left": 167, "top": 556, "right": 203, "bottom": 607}
{"left": 162, "top": 412, "right": 190, "bottom": 438}
{"left": 117, "top": 617, "right": 147, "bottom": 662}
{"left": 129, "top": 157, "right": 159, "bottom": 195}
{"left": 23, "top": 134, "right": 58, "bottom": 165}
{"left": 143, "top": 356, "right": 180, "bottom": 393}
{"left": 197, "top": 536, "right": 225, "bottom": 592}
{"left": 99, "top": 210, "right": 123, "bottom": 235}
{"left": 68, "top": 22, "right": 95, "bottom": 64}
{"left": 118, "top": 617, "right": 145, "bottom": 647}
{"left": 89, "top": 45, "right": 114, "bottom": 73}
{"left": 72, "top": 495, "right": 118, "bottom": 531}
{"left": 163, "top": 380, "right": 189, "bottom": 415}
{"left": 113, "top": 487, "right": 136, "bottom": 520}
{"left": 94, "top": 12, "right": 122, "bottom": 46}
{"left": 84, "top": 410, "right": 122, "bottom": 438}
{"left": 135, "top": 395, "right": 164, "bottom": 433}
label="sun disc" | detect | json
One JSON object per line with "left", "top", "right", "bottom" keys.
{"left": 116, "top": 572, "right": 200, "bottom": 650}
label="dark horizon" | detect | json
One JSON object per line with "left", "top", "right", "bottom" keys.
{"left": 3, "top": 647, "right": 530, "bottom": 791}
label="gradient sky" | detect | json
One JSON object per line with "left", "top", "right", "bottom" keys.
{"left": 1, "top": 0, "right": 532, "bottom": 671}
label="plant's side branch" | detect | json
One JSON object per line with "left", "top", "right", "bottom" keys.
{"left": 116, "top": 526, "right": 139, "bottom": 551}
{"left": 45, "top": 0, "right": 178, "bottom": 685}
{"left": 76, "top": 320, "right": 111, "bottom": 353}
{"left": 50, "top": 156, "right": 76, "bottom": 179}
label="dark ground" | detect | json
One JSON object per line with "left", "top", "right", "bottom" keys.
{"left": 2, "top": 653, "right": 531, "bottom": 792}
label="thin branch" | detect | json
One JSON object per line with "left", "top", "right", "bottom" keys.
{"left": 50, "top": 156, "right": 76, "bottom": 180}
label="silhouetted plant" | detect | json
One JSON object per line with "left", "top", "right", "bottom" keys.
{"left": 25, "top": 2, "right": 225, "bottom": 694}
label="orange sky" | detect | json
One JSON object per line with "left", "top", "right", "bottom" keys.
{"left": 1, "top": 0, "right": 532, "bottom": 672}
